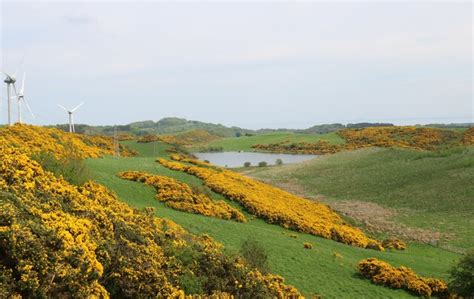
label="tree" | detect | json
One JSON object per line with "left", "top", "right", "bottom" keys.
{"left": 244, "top": 162, "right": 251, "bottom": 167}
{"left": 449, "top": 249, "right": 474, "bottom": 297}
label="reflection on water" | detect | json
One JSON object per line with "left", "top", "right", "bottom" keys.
{"left": 195, "top": 151, "right": 318, "bottom": 168}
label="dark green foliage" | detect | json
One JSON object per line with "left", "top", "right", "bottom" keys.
{"left": 244, "top": 162, "right": 251, "bottom": 167}
{"left": 449, "top": 249, "right": 474, "bottom": 296}
{"left": 199, "top": 146, "right": 224, "bottom": 152}
{"left": 240, "top": 238, "right": 270, "bottom": 273}
{"left": 275, "top": 159, "right": 283, "bottom": 165}
{"left": 31, "top": 150, "right": 91, "bottom": 186}
{"left": 258, "top": 161, "right": 268, "bottom": 167}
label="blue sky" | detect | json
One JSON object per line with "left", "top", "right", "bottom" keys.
{"left": 1, "top": 1, "right": 472, "bottom": 129}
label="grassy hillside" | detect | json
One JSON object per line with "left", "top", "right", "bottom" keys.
{"left": 86, "top": 141, "right": 461, "bottom": 298}
{"left": 194, "top": 132, "right": 345, "bottom": 152}
{"left": 246, "top": 146, "right": 474, "bottom": 250}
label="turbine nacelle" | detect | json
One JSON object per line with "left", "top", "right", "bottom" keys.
{"left": 3, "top": 75, "right": 16, "bottom": 84}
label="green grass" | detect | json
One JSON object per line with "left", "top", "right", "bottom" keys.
{"left": 192, "top": 132, "right": 345, "bottom": 152}
{"left": 84, "top": 141, "right": 462, "bottom": 298}
{"left": 248, "top": 146, "right": 474, "bottom": 250}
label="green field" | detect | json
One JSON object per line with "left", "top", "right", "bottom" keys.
{"left": 192, "top": 132, "right": 345, "bottom": 152}
{"left": 85, "top": 141, "right": 462, "bottom": 298}
{"left": 246, "top": 146, "right": 474, "bottom": 251}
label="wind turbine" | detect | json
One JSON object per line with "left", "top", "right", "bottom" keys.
{"left": 58, "top": 102, "right": 84, "bottom": 133}
{"left": 2, "top": 57, "right": 24, "bottom": 126}
{"left": 1, "top": 71, "right": 18, "bottom": 126}
{"left": 11, "top": 73, "right": 35, "bottom": 124}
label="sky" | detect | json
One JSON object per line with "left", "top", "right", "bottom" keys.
{"left": 0, "top": 1, "right": 472, "bottom": 129}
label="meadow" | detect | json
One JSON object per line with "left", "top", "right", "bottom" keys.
{"left": 245, "top": 146, "right": 474, "bottom": 251}
{"left": 86, "top": 140, "right": 462, "bottom": 298}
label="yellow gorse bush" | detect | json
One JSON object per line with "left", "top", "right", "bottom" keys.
{"left": 357, "top": 258, "right": 448, "bottom": 297}
{"left": 117, "top": 171, "right": 246, "bottom": 222}
{"left": 157, "top": 157, "right": 384, "bottom": 250}
{"left": 0, "top": 142, "right": 302, "bottom": 298}
{"left": 0, "top": 123, "right": 136, "bottom": 159}
{"left": 252, "top": 126, "right": 464, "bottom": 154}
{"left": 462, "top": 127, "right": 474, "bottom": 145}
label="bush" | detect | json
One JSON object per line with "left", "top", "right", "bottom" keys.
{"left": 303, "top": 242, "right": 313, "bottom": 249}
{"left": 32, "top": 150, "right": 91, "bottom": 186}
{"left": 275, "top": 158, "right": 283, "bottom": 165}
{"left": 244, "top": 162, "right": 251, "bottom": 167}
{"left": 240, "top": 238, "right": 270, "bottom": 273}
{"left": 449, "top": 249, "right": 474, "bottom": 296}
{"left": 258, "top": 161, "right": 268, "bottom": 167}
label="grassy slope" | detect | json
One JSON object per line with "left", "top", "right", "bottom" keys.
{"left": 248, "top": 146, "right": 474, "bottom": 250}
{"left": 193, "top": 132, "right": 345, "bottom": 152}
{"left": 86, "top": 141, "right": 461, "bottom": 298}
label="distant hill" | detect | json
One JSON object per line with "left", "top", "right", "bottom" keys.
{"left": 51, "top": 118, "right": 472, "bottom": 137}
{"left": 52, "top": 117, "right": 255, "bottom": 137}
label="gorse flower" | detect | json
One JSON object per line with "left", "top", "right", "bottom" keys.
{"left": 0, "top": 123, "right": 136, "bottom": 159}
{"left": 158, "top": 156, "right": 384, "bottom": 250}
{"left": 357, "top": 258, "right": 448, "bottom": 297}
{"left": 0, "top": 127, "right": 302, "bottom": 298}
{"left": 117, "top": 171, "right": 246, "bottom": 222}
{"left": 252, "top": 126, "right": 464, "bottom": 154}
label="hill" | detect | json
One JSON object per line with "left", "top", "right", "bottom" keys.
{"left": 245, "top": 146, "right": 474, "bottom": 251}
{"left": 85, "top": 139, "right": 461, "bottom": 298}
{"left": 53, "top": 117, "right": 255, "bottom": 137}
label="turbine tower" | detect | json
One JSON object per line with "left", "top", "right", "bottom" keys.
{"left": 2, "top": 71, "right": 18, "bottom": 126}
{"left": 58, "top": 102, "right": 84, "bottom": 133}
{"left": 11, "top": 73, "right": 35, "bottom": 124}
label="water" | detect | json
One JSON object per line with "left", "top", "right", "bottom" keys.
{"left": 195, "top": 151, "right": 318, "bottom": 168}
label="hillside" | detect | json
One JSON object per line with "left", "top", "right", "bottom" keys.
{"left": 85, "top": 139, "right": 461, "bottom": 298}
{"left": 0, "top": 126, "right": 301, "bottom": 298}
{"left": 1, "top": 125, "right": 468, "bottom": 298}
{"left": 245, "top": 146, "right": 474, "bottom": 251}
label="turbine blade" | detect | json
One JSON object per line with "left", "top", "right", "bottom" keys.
{"left": 71, "top": 102, "right": 84, "bottom": 112}
{"left": 24, "top": 98, "right": 35, "bottom": 118}
{"left": 14, "top": 55, "right": 25, "bottom": 77}
{"left": 20, "top": 73, "right": 25, "bottom": 94}
{"left": 57, "top": 104, "right": 68, "bottom": 112}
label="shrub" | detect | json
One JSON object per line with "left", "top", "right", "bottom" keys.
{"left": 258, "top": 161, "right": 268, "bottom": 167}
{"left": 357, "top": 258, "right": 448, "bottom": 297}
{"left": 244, "top": 162, "right": 251, "bottom": 167}
{"left": 275, "top": 158, "right": 283, "bottom": 165}
{"left": 382, "top": 237, "right": 406, "bottom": 250}
{"left": 449, "top": 248, "right": 474, "bottom": 296}
{"left": 303, "top": 242, "right": 313, "bottom": 249}
{"left": 240, "top": 238, "right": 270, "bottom": 273}
{"left": 158, "top": 158, "right": 384, "bottom": 250}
